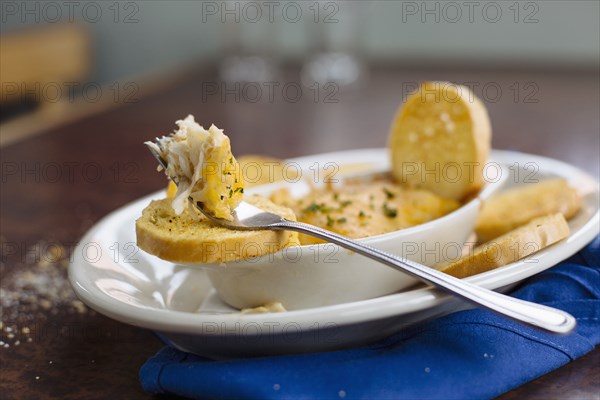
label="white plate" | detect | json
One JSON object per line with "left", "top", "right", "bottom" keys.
{"left": 69, "top": 149, "right": 599, "bottom": 358}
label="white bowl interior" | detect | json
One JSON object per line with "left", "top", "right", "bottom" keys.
{"left": 193, "top": 151, "right": 506, "bottom": 310}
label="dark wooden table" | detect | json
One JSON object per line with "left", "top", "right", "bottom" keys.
{"left": 1, "top": 66, "right": 598, "bottom": 399}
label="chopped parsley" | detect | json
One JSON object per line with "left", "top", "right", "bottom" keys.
{"left": 337, "top": 217, "right": 347, "bottom": 223}
{"left": 339, "top": 200, "right": 352, "bottom": 207}
{"left": 358, "top": 211, "right": 366, "bottom": 218}
{"left": 303, "top": 202, "right": 321, "bottom": 213}
{"left": 303, "top": 202, "right": 332, "bottom": 214}
{"left": 383, "top": 188, "right": 395, "bottom": 199}
{"left": 383, "top": 203, "right": 398, "bottom": 218}
{"left": 326, "top": 215, "right": 335, "bottom": 227}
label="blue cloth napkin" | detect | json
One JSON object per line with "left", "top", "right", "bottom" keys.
{"left": 140, "top": 236, "right": 600, "bottom": 400}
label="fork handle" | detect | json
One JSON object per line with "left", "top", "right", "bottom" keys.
{"left": 272, "top": 220, "right": 576, "bottom": 335}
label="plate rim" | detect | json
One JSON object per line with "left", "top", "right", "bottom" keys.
{"left": 69, "top": 148, "right": 600, "bottom": 334}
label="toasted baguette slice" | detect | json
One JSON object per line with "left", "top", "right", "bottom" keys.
{"left": 136, "top": 195, "right": 300, "bottom": 263}
{"left": 388, "top": 81, "right": 491, "bottom": 200}
{"left": 476, "top": 179, "right": 581, "bottom": 242}
{"left": 439, "top": 213, "right": 570, "bottom": 278}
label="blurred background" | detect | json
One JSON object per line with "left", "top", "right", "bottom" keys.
{"left": 1, "top": 0, "right": 599, "bottom": 175}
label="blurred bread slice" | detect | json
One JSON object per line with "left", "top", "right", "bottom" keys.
{"left": 439, "top": 213, "right": 570, "bottom": 278}
{"left": 476, "top": 178, "right": 580, "bottom": 242}
{"left": 388, "top": 81, "right": 491, "bottom": 200}
{"left": 136, "top": 194, "right": 300, "bottom": 264}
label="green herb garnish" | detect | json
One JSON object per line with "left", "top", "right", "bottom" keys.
{"left": 303, "top": 202, "right": 321, "bottom": 213}
{"left": 383, "top": 203, "right": 398, "bottom": 218}
{"left": 303, "top": 202, "right": 333, "bottom": 214}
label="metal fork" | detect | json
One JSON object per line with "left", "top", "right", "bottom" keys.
{"left": 146, "top": 144, "right": 576, "bottom": 334}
